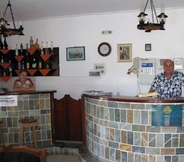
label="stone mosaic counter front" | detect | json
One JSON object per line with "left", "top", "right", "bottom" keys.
{"left": 0, "top": 90, "right": 56, "bottom": 147}
{"left": 84, "top": 95, "right": 184, "bottom": 162}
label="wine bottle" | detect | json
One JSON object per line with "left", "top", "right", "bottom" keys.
{"left": 4, "top": 37, "right": 8, "bottom": 49}
{"left": 40, "top": 41, "right": 44, "bottom": 55}
{"left": 38, "top": 58, "right": 43, "bottom": 69}
{"left": 0, "top": 36, "right": 3, "bottom": 49}
{"left": 45, "top": 41, "right": 49, "bottom": 54}
{"left": 30, "top": 36, "right": 33, "bottom": 48}
{"left": 32, "top": 58, "right": 37, "bottom": 69}
{"left": 15, "top": 44, "right": 19, "bottom": 56}
{"left": 20, "top": 43, "right": 23, "bottom": 55}
{"left": 21, "top": 60, "right": 25, "bottom": 69}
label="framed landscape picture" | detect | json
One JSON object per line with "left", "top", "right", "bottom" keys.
{"left": 66, "top": 46, "right": 85, "bottom": 61}
{"left": 117, "top": 43, "right": 132, "bottom": 62}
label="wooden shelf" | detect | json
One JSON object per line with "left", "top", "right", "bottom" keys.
{"left": 0, "top": 63, "right": 11, "bottom": 69}
{"left": 40, "top": 54, "right": 52, "bottom": 61}
{"left": 27, "top": 48, "right": 37, "bottom": 55}
{"left": 39, "top": 69, "right": 51, "bottom": 76}
{"left": 27, "top": 69, "right": 37, "bottom": 76}
{"left": 0, "top": 76, "right": 11, "bottom": 82}
{"left": 0, "top": 49, "right": 9, "bottom": 55}
{"left": 15, "top": 56, "right": 24, "bottom": 62}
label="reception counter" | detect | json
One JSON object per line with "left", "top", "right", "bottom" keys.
{"left": 83, "top": 94, "right": 184, "bottom": 162}
{"left": 0, "top": 90, "right": 56, "bottom": 147}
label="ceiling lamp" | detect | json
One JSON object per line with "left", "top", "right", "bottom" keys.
{"left": 137, "top": 0, "right": 168, "bottom": 32}
{"left": 0, "top": 0, "right": 24, "bottom": 37}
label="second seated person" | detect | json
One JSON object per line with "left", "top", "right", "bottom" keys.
{"left": 13, "top": 70, "right": 35, "bottom": 91}
{"left": 149, "top": 59, "right": 184, "bottom": 98}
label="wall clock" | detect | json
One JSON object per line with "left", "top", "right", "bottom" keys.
{"left": 98, "top": 42, "right": 112, "bottom": 57}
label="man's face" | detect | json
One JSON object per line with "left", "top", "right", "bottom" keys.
{"left": 163, "top": 60, "right": 174, "bottom": 76}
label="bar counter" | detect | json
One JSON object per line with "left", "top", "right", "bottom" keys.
{"left": 0, "top": 90, "right": 56, "bottom": 147}
{"left": 83, "top": 94, "right": 184, "bottom": 162}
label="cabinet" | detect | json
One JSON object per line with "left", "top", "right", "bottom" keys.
{"left": 0, "top": 47, "right": 59, "bottom": 82}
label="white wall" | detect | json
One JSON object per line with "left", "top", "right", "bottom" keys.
{"left": 6, "top": 8, "right": 184, "bottom": 99}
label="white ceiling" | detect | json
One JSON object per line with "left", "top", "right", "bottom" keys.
{"left": 0, "top": 0, "right": 184, "bottom": 21}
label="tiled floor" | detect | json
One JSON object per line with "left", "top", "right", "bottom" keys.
{"left": 56, "top": 142, "right": 96, "bottom": 162}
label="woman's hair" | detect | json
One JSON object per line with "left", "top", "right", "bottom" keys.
{"left": 19, "top": 69, "right": 28, "bottom": 75}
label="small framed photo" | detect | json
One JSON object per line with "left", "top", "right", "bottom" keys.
{"left": 145, "top": 44, "right": 151, "bottom": 51}
{"left": 94, "top": 63, "right": 105, "bottom": 75}
{"left": 117, "top": 43, "right": 132, "bottom": 62}
{"left": 89, "top": 70, "right": 101, "bottom": 77}
{"left": 66, "top": 46, "right": 85, "bottom": 61}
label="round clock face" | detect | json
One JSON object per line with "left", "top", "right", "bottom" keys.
{"left": 98, "top": 42, "right": 112, "bottom": 57}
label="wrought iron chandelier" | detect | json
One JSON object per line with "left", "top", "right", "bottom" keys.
{"left": 137, "top": 0, "right": 168, "bottom": 32}
{"left": 0, "top": 0, "right": 24, "bottom": 37}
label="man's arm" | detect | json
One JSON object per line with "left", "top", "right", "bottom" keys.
{"left": 148, "top": 88, "right": 155, "bottom": 93}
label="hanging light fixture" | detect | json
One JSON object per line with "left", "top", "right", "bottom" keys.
{"left": 0, "top": 0, "right": 24, "bottom": 37}
{"left": 137, "top": 0, "right": 168, "bottom": 32}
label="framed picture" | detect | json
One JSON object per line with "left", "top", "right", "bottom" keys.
{"left": 117, "top": 43, "right": 132, "bottom": 62}
{"left": 94, "top": 63, "right": 105, "bottom": 75}
{"left": 145, "top": 44, "right": 151, "bottom": 51}
{"left": 66, "top": 46, "right": 85, "bottom": 61}
{"left": 89, "top": 70, "right": 101, "bottom": 77}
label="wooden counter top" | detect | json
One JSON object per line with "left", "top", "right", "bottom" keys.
{"left": 0, "top": 90, "right": 57, "bottom": 95}
{"left": 83, "top": 94, "right": 184, "bottom": 103}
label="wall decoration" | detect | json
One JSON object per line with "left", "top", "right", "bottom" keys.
{"left": 66, "top": 46, "right": 85, "bottom": 61}
{"left": 117, "top": 43, "right": 132, "bottom": 62}
{"left": 145, "top": 44, "right": 151, "bottom": 51}
{"left": 89, "top": 70, "right": 101, "bottom": 77}
{"left": 94, "top": 63, "right": 105, "bottom": 75}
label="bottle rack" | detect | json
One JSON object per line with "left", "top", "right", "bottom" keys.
{"left": 0, "top": 47, "right": 59, "bottom": 81}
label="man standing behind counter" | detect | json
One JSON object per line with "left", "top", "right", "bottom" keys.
{"left": 149, "top": 59, "right": 184, "bottom": 98}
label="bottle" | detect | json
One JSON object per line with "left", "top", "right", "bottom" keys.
{"left": 15, "top": 44, "right": 19, "bottom": 56}
{"left": 0, "top": 36, "right": 3, "bottom": 49}
{"left": 1, "top": 56, "right": 4, "bottom": 63}
{"left": 26, "top": 58, "right": 30, "bottom": 69}
{"left": 50, "top": 41, "right": 53, "bottom": 54}
{"left": 32, "top": 58, "right": 37, "bottom": 69}
{"left": 40, "top": 41, "right": 44, "bottom": 55}
{"left": 21, "top": 60, "right": 25, "bottom": 69}
{"left": 20, "top": 43, "right": 23, "bottom": 55}
{"left": 38, "top": 58, "right": 42, "bottom": 69}
{"left": 45, "top": 41, "right": 49, "bottom": 54}
{"left": 30, "top": 36, "right": 33, "bottom": 48}
{"left": 17, "top": 62, "right": 21, "bottom": 69}
{"left": 4, "top": 37, "right": 8, "bottom": 49}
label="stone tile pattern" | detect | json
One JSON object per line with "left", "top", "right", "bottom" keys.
{"left": 0, "top": 93, "right": 52, "bottom": 147}
{"left": 85, "top": 97, "right": 184, "bottom": 162}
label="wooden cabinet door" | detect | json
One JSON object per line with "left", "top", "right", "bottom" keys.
{"left": 53, "top": 95, "right": 82, "bottom": 142}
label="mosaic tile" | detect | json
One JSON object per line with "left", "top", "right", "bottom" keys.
{"left": 134, "top": 132, "right": 140, "bottom": 146}
{"left": 119, "top": 103, "right": 130, "bottom": 109}
{"left": 133, "top": 110, "right": 140, "bottom": 124}
{"left": 119, "top": 143, "right": 131, "bottom": 151}
{"left": 127, "top": 110, "right": 133, "bottom": 123}
{"left": 132, "top": 146, "right": 145, "bottom": 153}
{"left": 115, "top": 109, "right": 120, "bottom": 122}
{"left": 165, "top": 156, "right": 171, "bottom": 162}
{"left": 132, "top": 125, "right": 146, "bottom": 132}
{"left": 162, "top": 148, "right": 175, "bottom": 155}
{"left": 135, "top": 153, "right": 141, "bottom": 161}
{"left": 121, "top": 109, "right": 126, "bottom": 123}
{"left": 127, "top": 152, "right": 133, "bottom": 162}
{"left": 108, "top": 101, "right": 118, "bottom": 108}
{"left": 179, "top": 134, "right": 184, "bottom": 147}
{"left": 141, "top": 111, "right": 148, "bottom": 124}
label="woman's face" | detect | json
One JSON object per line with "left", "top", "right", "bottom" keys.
{"left": 19, "top": 71, "right": 27, "bottom": 81}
